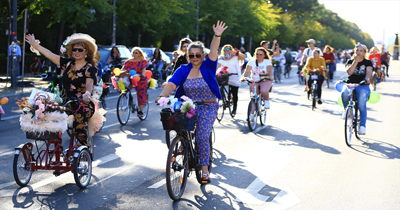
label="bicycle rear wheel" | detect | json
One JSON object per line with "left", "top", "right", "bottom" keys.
{"left": 344, "top": 106, "right": 354, "bottom": 147}
{"left": 139, "top": 94, "right": 149, "bottom": 121}
{"left": 13, "top": 145, "right": 33, "bottom": 187}
{"left": 117, "top": 93, "right": 131, "bottom": 125}
{"left": 166, "top": 137, "right": 188, "bottom": 201}
{"left": 247, "top": 100, "right": 258, "bottom": 131}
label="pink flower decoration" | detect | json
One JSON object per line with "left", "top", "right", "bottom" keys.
{"left": 40, "top": 107, "right": 45, "bottom": 111}
{"left": 36, "top": 100, "right": 42, "bottom": 105}
{"left": 39, "top": 104, "right": 45, "bottom": 109}
{"left": 36, "top": 120, "right": 42, "bottom": 124}
{"left": 35, "top": 109, "right": 42, "bottom": 115}
{"left": 38, "top": 113, "right": 45, "bottom": 118}
{"left": 186, "top": 112, "right": 194, "bottom": 118}
{"left": 54, "top": 102, "right": 58, "bottom": 105}
{"left": 181, "top": 96, "right": 191, "bottom": 101}
{"left": 189, "top": 107, "right": 196, "bottom": 115}
{"left": 158, "top": 97, "right": 169, "bottom": 107}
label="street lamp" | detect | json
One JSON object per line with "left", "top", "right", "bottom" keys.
{"left": 196, "top": 0, "right": 199, "bottom": 41}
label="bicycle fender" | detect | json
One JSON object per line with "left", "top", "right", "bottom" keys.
{"left": 73, "top": 146, "right": 89, "bottom": 158}
{"left": 14, "top": 143, "right": 33, "bottom": 155}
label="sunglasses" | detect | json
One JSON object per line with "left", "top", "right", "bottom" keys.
{"left": 223, "top": 48, "right": 231, "bottom": 51}
{"left": 133, "top": 52, "right": 140, "bottom": 54}
{"left": 189, "top": 54, "right": 202, "bottom": 59}
{"left": 256, "top": 53, "right": 264, "bottom": 56}
{"left": 72, "top": 48, "right": 85, "bottom": 52}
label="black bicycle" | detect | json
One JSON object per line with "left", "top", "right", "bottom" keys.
{"left": 273, "top": 62, "right": 281, "bottom": 83}
{"left": 343, "top": 80, "right": 366, "bottom": 147}
{"left": 284, "top": 63, "right": 291, "bottom": 78}
{"left": 308, "top": 69, "right": 321, "bottom": 111}
{"left": 161, "top": 100, "right": 215, "bottom": 200}
{"left": 216, "top": 73, "right": 237, "bottom": 121}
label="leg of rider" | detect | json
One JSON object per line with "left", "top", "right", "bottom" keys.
{"left": 137, "top": 76, "right": 147, "bottom": 112}
{"left": 157, "top": 62, "right": 164, "bottom": 85}
{"left": 341, "top": 88, "right": 350, "bottom": 110}
{"left": 329, "top": 63, "right": 334, "bottom": 79}
{"left": 249, "top": 83, "right": 256, "bottom": 114}
{"left": 260, "top": 81, "right": 272, "bottom": 108}
{"left": 71, "top": 101, "right": 95, "bottom": 145}
{"left": 356, "top": 85, "right": 370, "bottom": 127}
{"left": 317, "top": 75, "right": 324, "bottom": 99}
{"left": 229, "top": 85, "right": 239, "bottom": 113}
{"left": 307, "top": 77, "right": 312, "bottom": 95}
{"left": 196, "top": 103, "right": 218, "bottom": 175}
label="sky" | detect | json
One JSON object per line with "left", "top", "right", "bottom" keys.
{"left": 318, "top": 0, "right": 400, "bottom": 47}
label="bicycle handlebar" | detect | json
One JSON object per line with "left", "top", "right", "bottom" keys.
{"left": 241, "top": 77, "right": 269, "bottom": 84}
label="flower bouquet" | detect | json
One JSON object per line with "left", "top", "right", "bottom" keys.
{"left": 159, "top": 96, "right": 198, "bottom": 131}
{"left": 17, "top": 97, "right": 69, "bottom": 140}
{"left": 272, "top": 59, "right": 280, "bottom": 67}
{"left": 216, "top": 66, "right": 231, "bottom": 86}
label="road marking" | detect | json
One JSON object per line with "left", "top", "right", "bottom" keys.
{"left": 0, "top": 154, "right": 120, "bottom": 197}
{"left": 89, "top": 163, "right": 136, "bottom": 187}
{"left": 252, "top": 120, "right": 275, "bottom": 134}
{"left": 0, "top": 151, "right": 14, "bottom": 158}
{"left": 236, "top": 157, "right": 294, "bottom": 205}
{"left": 264, "top": 185, "right": 301, "bottom": 210}
{"left": 102, "top": 122, "right": 121, "bottom": 129}
{"left": 0, "top": 115, "right": 20, "bottom": 120}
{"left": 288, "top": 84, "right": 299, "bottom": 88}
{"left": 148, "top": 178, "right": 166, "bottom": 189}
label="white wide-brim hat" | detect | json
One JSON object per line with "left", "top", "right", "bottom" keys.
{"left": 306, "top": 39, "right": 316, "bottom": 44}
{"left": 65, "top": 33, "right": 101, "bottom": 60}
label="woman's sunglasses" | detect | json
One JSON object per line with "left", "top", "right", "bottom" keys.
{"left": 72, "top": 48, "right": 85, "bottom": 52}
{"left": 223, "top": 48, "right": 231, "bottom": 51}
{"left": 256, "top": 53, "right": 264, "bottom": 56}
{"left": 189, "top": 54, "right": 202, "bottom": 59}
{"left": 133, "top": 52, "right": 140, "bottom": 54}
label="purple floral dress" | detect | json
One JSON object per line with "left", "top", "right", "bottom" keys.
{"left": 183, "top": 77, "right": 218, "bottom": 166}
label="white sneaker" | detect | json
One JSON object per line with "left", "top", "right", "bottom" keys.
{"left": 249, "top": 114, "right": 254, "bottom": 122}
{"left": 359, "top": 126, "right": 366, "bottom": 135}
{"left": 264, "top": 100, "right": 270, "bottom": 109}
{"left": 341, "top": 110, "right": 346, "bottom": 119}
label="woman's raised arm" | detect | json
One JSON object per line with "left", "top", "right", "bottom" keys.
{"left": 209, "top": 21, "right": 228, "bottom": 61}
{"left": 25, "top": 34, "right": 61, "bottom": 66}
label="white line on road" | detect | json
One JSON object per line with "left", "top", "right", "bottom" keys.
{"left": 89, "top": 163, "right": 136, "bottom": 187}
{"left": 0, "top": 115, "right": 20, "bottom": 120}
{"left": 0, "top": 151, "right": 14, "bottom": 158}
{"left": 264, "top": 185, "right": 301, "bottom": 210}
{"left": 0, "top": 154, "right": 120, "bottom": 197}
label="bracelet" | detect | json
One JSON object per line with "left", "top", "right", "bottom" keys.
{"left": 158, "top": 95, "right": 164, "bottom": 98}
{"left": 214, "top": 34, "right": 221, "bottom": 37}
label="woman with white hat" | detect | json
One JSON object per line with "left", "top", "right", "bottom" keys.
{"left": 25, "top": 33, "right": 101, "bottom": 146}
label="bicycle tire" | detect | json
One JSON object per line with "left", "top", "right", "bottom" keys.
{"left": 216, "top": 99, "right": 224, "bottom": 122}
{"left": 277, "top": 67, "right": 281, "bottom": 82}
{"left": 326, "top": 77, "right": 330, "bottom": 88}
{"left": 225, "top": 89, "right": 233, "bottom": 118}
{"left": 311, "top": 86, "right": 317, "bottom": 110}
{"left": 13, "top": 145, "right": 33, "bottom": 187}
{"left": 274, "top": 68, "right": 279, "bottom": 83}
{"left": 73, "top": 149, "right": 92, "bottom": 189}
{"left": 166, "top": 137, "right": 188, "bottom": 201}
{"left": 354, "top": 106, "right": 361, "bottom": 140}
{"left": 344, "top": 106, "right": 354, "bottom": 147}
{"left": 139, "top": 94, "right": 149, "bottom": 121}
{"left": 247, "top": 100, "right": 258, "bottom": 131}
{"left": 97, "top": 99, "right": 106, "bottom": 132}
{"left": 372, "top": 73, "right": 377, "bottom": 91}
{"left": 165, "top": 130, "right": 177, "bottom": 149}
{"left": 117, "top": 93, "right": 131, "bottom": 125}
{"left": 195, "top": 130, "right": 214, "bottom": 184}
{"left": 259, "top": 98, "right": 267, "bottom": 126}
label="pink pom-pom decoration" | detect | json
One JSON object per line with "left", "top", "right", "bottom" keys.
{"left": 158, "top": 97, "right": 169, "bottom": 107}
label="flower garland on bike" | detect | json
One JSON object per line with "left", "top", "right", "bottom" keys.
{"left": 341, "top": 43, "right": 373, "bottom": 135}
{"left": 156, "top": 20, "right": 228, "bottom": 183}
{"left": 26, "top": 33, "right": 101, "bottom": 145}
{"left": 243, "top": 47, "right": 274, "bottom": 113}
{"left": 304, "top": 49, "right": 326, "bottom": 105}
{"left": 217, "top": 44, "right": 246, "bottom": 116}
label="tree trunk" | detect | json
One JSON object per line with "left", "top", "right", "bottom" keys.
{"left": 58, "top": 17, "right": 65, "bottom": 54}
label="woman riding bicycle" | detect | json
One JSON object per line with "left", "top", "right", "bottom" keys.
{"left": 122, "top": 47, "right": 149, "bottom": 116}
{"left": 217, "top": 44, "right": 246, "bottom": 116}
{"left": 150, "top": 47, "right": 164, "bottom": 85}
{"left": 271, "top": 45, "right": 286, "bottom": 74}
{"left": 25, "top": 33, "right": 100, "bottom": 145}
{"left": 323, "top": 45, "right": 335, "bottom": 80}
{"left": 106, "top": 46, "right": 122, "bottom": 68}
{"left": 368, "top": 47, "right": 383, "bottom": 81}
{"left": 341, "top": 43, "right": 372, "bottom": 135}
{"left": 156, "top": 20, "right": 228, "bottom": 183}
{"left": 304, "top": 49, "right": 326, "bottom": 104}
{"left": 243, "top": 47, "right": 273, "bottom": 115}
{"left": 172, "top": 38, "right": 192, "bottom": 75}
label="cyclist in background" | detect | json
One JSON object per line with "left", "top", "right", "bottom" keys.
{"left": 323, "top": 45, "right": 335, "bottom": 81}
{"left": 217, "top": 44, "right": 246, "bottom": 116}
{"left": 284, "top": 48, "right": 292, "bottom": 76}
{"left": 106, "top": 46, "right": 122, "bottom": 68}
{"left": 304, "top": 49, "right": 326, "bottom": 105}
{"left": 243, "top": 47, "right": 273, "bottom": 119}
{"left": 271, "top": 44, "right": 286, "bottom": 75}
{"left": 380, "top": 47, "right": 391, "bottom": 77}
{"left": 296, "top": 46, "right": 305, "bottom": 74}
{"left": 172, "top": 38, "right": 192, "bottom": 75}
{"left": 368, "top": 47, "right": 382, "bottom": 81}
{"left": 341, "top": 43, "right": 372, "bottom": 135}
{"left": 260, "top": 39, "right": 277, "bottom": 56}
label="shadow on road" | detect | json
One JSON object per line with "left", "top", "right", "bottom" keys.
{"left": 350, "top": 137, "right": 400, "bottom": 159}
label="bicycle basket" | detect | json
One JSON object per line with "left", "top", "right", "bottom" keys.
{"left": 26, "top": 131, "right": 60, "bottom": 140}
{"left": 216, "top": 74, "right": 230, "bottom": 86}
{"left": 160, "top": 108, "right": 198, "bottom": 131}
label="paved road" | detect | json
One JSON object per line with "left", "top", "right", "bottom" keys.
{"left": 0, "top": 61, "right": 399, "bottom": 209}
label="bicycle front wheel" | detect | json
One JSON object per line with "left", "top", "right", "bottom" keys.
{"left": 344, "top": 106, "right": 354, "bottom": 147}
{"left": 166, "top": 137, "right": 188, "bottom": 201}
{"left": 73, "top": 149, "right": 92, "bottom": 189}
{"left": 216, "top": 99, "right": 224, "bottom": 122}
{"left": 165, "top": 130, "right": 177, "bottom": 149}
{"left": 259, "top": 99, "right": 267, "bottom": 126}
{"left": 139, "top": 94, "right": 149, "bottom": 121}
{"left": 247, "top": 100, "right": 258, "bottom": 131}
{"left": 117, "top": 93, "right": 131, "bottom": 125}
{"left": 311, "top": 89, "right": 317, "bottom": 110}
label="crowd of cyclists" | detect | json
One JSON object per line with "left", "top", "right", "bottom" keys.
{"left": 22, "top": 19, "right": 392, "bottom": 191}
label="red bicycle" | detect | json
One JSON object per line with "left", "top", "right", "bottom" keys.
{"left": 13, "top": 99, "right": 94, "bottom": 189}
